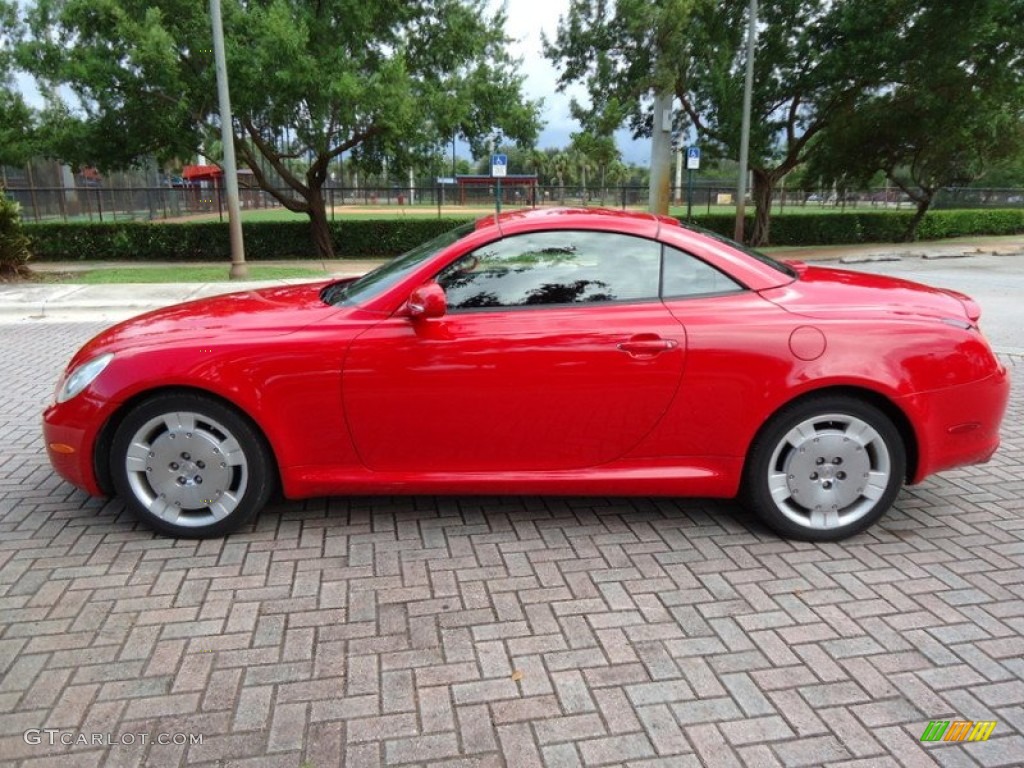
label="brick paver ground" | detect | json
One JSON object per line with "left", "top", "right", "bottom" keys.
{"left": 1, "top": 321, "right": 1021, "bottom": 768}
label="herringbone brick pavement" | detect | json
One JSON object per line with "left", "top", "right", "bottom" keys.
{"left": 0, "top": 322, "right": 1021, "bottom": 767}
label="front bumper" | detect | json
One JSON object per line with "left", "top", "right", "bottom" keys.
{"left": 42, "top": 393, "right": 112, "bottom": 497}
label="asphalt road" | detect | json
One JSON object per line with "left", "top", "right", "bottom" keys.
{"left": 838, "top": 253, "right": 1024, "bottom": 355}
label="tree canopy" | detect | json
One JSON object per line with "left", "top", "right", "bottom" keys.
{"left": 546, "top": 0, "right": 1024, "bottom": 245}
{"left": 0, "top": 1, "right": 36, "bottom": 168}
{"left": 15, "top": 0, "right": 542, "bottom": 257}
{"left": 546, "top": 0, "right": 910, "bottom": 244}
{"left": 804, "top": 0, "right": 1024, "bottom": 238}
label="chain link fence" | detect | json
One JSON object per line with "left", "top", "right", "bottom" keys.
{"left": 4, "top": 162, "right": 1023, "bottom": 223}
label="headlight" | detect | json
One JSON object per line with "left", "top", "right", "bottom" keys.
{"left": 57, "top": 353, "right": 114, "bottom": 403}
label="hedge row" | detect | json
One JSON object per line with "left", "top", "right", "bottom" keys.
{"left": 24, "top": 218, "right": 470, "bottom": 262}
{"left": 23, "top": 208, "right": 1024, "bottom": 262}
{"left": 692, "top": 208, "right": 1024, "bottom": 246}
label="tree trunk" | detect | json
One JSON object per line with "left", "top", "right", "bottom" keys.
{"left": 749, "top": 169, "right": 776, "bottom": 246}
{"left": 903, "top": 195, "right": 932, "bottom": 242}
{"left": 307, "top": 188, "right": 334, "bottom": 259}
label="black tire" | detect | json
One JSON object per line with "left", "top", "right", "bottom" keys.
{"left": 742, "top": 395, "right": 906, "bottom": 541}
{"left": 110, "top": 392, "right": 275, "bottom": 538}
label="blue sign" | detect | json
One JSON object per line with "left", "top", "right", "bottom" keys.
{"left": 491, "top": 154, "right": 508, "bottom": 178}
{"left": 686, "top": 146, "right": 701, "bottom": 170}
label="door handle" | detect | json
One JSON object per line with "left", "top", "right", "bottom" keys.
{"left": 617, "top": 335, "right": 678, "bottom": 357}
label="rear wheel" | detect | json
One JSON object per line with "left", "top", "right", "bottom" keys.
{"left": 110, "top": 393, "right": 275, "bottom": 538}
{"left": 743, "top": 396, "right": 905, "bottom": 541}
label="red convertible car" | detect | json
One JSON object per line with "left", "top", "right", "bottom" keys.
{"left": 43, "top": 208, "right": 1009, "bottom": 541}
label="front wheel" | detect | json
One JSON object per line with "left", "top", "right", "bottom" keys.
{"left": 743, "top": 396, "right": 906, "bottom": 541}
{"left": 110, "top": 393, "right": 275, "bottom": 538}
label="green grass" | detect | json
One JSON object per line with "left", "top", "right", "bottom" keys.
{"left": 52, "top": 265, "right": 332, "bottom": 283}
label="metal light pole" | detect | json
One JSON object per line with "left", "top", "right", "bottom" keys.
{"left": 734, "top": 0, "right": 757, "bottom": 243}
{"left": 211, "top": 0, "right": 247, "bottom": 279}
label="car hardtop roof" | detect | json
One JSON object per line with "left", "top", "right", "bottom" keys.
{"left": 474, "top": 207, "right": 683, "bottom": 238}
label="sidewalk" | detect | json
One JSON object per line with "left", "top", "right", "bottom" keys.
{"left": 0, "top": 260, "right": 375, "bottom": 321}
{"left": 3, "top": 236, "right": 1024, "bottom": 321}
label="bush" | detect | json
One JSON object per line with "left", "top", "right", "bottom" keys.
{"left": 0, "top": 192, "right": 33, "bottom": 277}
{"left": 688, "top": 208, "right": 1024, "bottom": 246}
{"left": 24, "top": 217, "right": 472, "bottom": 262}
{"left": 20, "top": 208, "right": 1024, "bottom": 262}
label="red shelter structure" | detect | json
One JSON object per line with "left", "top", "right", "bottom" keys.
{"left": 455, "top": 174, "right": 538, "bottom": 206}
{"left": 181, "top": 164, "right": 223, "bottom": 184}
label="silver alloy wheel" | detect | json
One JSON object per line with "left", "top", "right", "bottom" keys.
{"left": 123, "top": 410, "right": 248, "bottom": 528}
{"left": 766, "top": 412, "right": 892, "bottom": 531}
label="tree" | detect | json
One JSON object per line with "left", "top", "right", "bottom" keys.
{"left": 525, "top": 149, "right": 549, "bottom": 184}
{"left": 549, "top": 151, "right": 571, "bottom": 204}
{"left": 17, "top": 0, "right": 541, "bottom": 258}
{"left": 0, "top": 193, "right": 32, "bottom": 278}
{"left": 569, "top": 132, "right": 619, "bottom": 200}
{"left": 0, "top": 1, "right": 36, "bottom": 167}
{"left": 545, "top": 0, "right": 907, "bottom": 244}
{"left": 804, "top": 0, "right": 1024, "bottom": 239}
{"left": 0, "top": 89, "right": 35, "bottom": 168}
{"left": 569, "top": 145, "right": 596, "bottom": 198}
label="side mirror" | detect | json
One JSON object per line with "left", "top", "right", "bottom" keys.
{"left": 406, "top": 281, "right": 447, "bottom": 320}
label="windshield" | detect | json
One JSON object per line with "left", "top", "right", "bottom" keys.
{"left": 682, "top": 222, "right": 798, "bottom": 279}
{"left": 321, "top": 221, "right": 476, "bottom": 305}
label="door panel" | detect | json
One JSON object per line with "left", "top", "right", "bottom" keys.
{"left": 343, "top": 303, "right": 686, "bottom": 472}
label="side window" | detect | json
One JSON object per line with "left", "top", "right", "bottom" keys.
{"left": 437, "top": 230, "right": 661, "bottom": 310}
{"left": 661, "top": 246, "right": 743, "bottom": 298}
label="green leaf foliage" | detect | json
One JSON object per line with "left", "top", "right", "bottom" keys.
{"left": 21, "top": 210, "right": 1024, "bottom": 265}
{"left": 546, "top": 0, "right": 909, "bottom": 243}
{"left": 0, "top": 192, "right": 33, "bottom": 276}
{"left": 803, "top": 0, "right": 1024, "bottom": 240}
{"left": 546, "top": 0, "right": 1024, "bottom": 246}
{"left": 23, "top": 218, "right": 472, "bottom": 261}
{"left": 15, "top": 0, "right": 541, "bottom": 257}
{"left": 694, "top": 209, "right": 1024, "bottom": 246}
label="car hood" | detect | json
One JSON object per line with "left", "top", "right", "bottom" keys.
{"left": 760, "top": 264, "right": 978, "bottom": 323}
{"left": 73, "top": 281, "right": 345, "bottom": 360}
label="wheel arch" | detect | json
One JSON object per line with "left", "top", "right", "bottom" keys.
{"left": 743, "top": 385, "right": 919, "bottom": 485}
{"left": 93, "top": 385, "right": 283, "bottom": 497}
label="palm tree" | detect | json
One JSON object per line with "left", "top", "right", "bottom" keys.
{"left": 550, "top": 152, "right": 570, "bottom": 205}
{"left": 604, "top": 160, "right": 629, "bottom": 206}
{"left": 526, "top": 149, "right": 548, "bottom": 181}
{"left": 571, "top": 150, "right": 596, "bottom": 204}
{"left": 525, "top": 149, "right": 548, "bottom": 205}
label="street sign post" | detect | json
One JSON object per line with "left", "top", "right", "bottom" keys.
{"left": 686, "top": 147, "right": 700, "bottom": 220}
{"left": 491, "top": 154, "right": 508, "bottom": 214}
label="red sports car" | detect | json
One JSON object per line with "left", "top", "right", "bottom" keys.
{"left": 43, "top": 208, "right": 1009, "bottom": 541}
